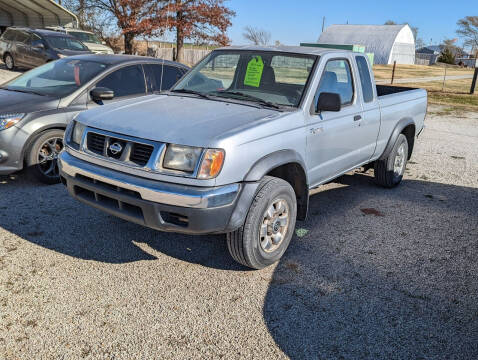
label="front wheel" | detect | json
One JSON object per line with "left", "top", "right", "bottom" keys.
{"left": 227, "top": 176, "right": 297, "bottom": 269}
{"left": 27, "top": 129, "right": 65, "bottom": 184}
{"left": 374, "top": 133, "right": 409, "bottom": 188}
{"left": 4, "top": 53, "right": 15, "bottom": 70}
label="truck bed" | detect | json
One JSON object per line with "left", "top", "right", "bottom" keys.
{"left": 376, "top": 85, "right": 418, "bottom": 97}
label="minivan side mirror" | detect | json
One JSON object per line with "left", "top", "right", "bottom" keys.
{"left": 33, "top": 42, "right": 45, "bottom": 49}
{"left": 91, "top": 87, "right": 114, "bottom": 102}
{"left": 316, "top": 92, "right": 341, "bottom": 113}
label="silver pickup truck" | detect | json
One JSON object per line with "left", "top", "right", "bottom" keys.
{"left": 59, "top": 45, "right": 427, "bottom": 269}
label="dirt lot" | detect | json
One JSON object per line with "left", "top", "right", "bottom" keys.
{"left": 1, "top": 105, "right": 477, "bottom": 359}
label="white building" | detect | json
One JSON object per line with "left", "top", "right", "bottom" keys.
{"left": 318, "top": 24, "right": 416, "bottom": 65}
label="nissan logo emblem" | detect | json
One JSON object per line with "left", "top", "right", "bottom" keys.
{"left": 109, "top": 142, "right": 123, "bottom": 155}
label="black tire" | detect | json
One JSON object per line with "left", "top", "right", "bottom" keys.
{"left": 227, "top": 176, "right": 297, "bottom": 269}
{"left": 27, "top": 129, "right": 65, "bottom": 185}
{"left": 4, "top": 53, "right": 15, "bottom": 71}
{"left": 374, "top": 133, "right": 409, "bottom": 188}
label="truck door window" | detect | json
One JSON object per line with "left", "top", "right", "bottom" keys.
{"left": 356, "top": 56, "right": 374, "bottom": 103}
{"left": 96, "top": 65, "right": 146, "bottom": 98}
{"left": 316, "top": 59, "right": 354, "bottom": 105}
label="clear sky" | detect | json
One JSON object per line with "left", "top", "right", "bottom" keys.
{"left": 226, "top": 0, "right": 470, "bottom": 48}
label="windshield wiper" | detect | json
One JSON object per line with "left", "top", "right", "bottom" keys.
{"left": 1, "top": 87, "right": 47, "bottom": 96}
{"left": 170, "top": 89, "right": 214, "bottom": 100}
{"left": 211, "top": 91, "right": 281, "bottom": 109}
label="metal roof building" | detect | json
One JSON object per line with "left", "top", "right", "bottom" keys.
{"left": 318, "top": 24, "right": 416, "bottom": 65}
{"left": 0, "top": 0, "right": 78, "bottom": 31}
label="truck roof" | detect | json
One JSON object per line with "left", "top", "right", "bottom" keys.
{"left": 216, "top": 44, "right": 351, "bottom": 56}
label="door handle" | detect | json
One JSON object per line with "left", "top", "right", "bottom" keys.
{"left": 354, "top": 115, "right": 362, "bottom": 121}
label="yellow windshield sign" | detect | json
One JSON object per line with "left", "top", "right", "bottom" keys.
{"left": 244, "top": 56, "right": 264, "bottom": 87}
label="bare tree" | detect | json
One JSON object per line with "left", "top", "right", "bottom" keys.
{"left": 243, "top": 26, "right": 271, "bottom": 46}
{"left": 456, "top": 16, "right": 478, "bottom": 52}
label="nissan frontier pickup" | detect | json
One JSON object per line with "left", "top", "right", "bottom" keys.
{"left": 59, "top": 45, "right": 427, "bottom": 269}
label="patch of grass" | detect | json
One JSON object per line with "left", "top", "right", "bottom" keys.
{"left": 373, "top": 64, "right": 474, "bottom": 80}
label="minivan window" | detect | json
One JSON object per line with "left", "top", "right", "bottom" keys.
{"left": 316, "top": 59, "right": 354, "bottom": 105}
{"left": 45, "top": 36, "right": 88, "bottom": 51}
{"left": 69, "top": 31, "right": 102, "bottom": 44}
{"left": 96, "top": 65, "right": 146, "bottom": 98}
{"left": 15, "top": 31, "right": 30, "bottom": 44}
{"left": 2, "top": 29, "right": 16, "bottom": 41}
{"left": 356, "top": 56, "right": 374, "bottom": 103}
{"left": 4, "top": 59, "right": 108, "bottom": 97}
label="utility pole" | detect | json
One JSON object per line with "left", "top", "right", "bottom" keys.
{"left": 321, "top": 17, "right": 325, "bottom": 33}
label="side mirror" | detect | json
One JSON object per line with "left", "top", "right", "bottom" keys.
{"left": 91, "top": 87, "right": 114, "bottom": 102}
{"left": 316, "top": 92, "right": 341, "bottom": 113}
{"left": 33, "top": 43, "right": 45, "bottom": 50}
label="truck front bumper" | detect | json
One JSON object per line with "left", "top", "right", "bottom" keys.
{"left": 59, "top": 151, "right": 258, "bottom": 234}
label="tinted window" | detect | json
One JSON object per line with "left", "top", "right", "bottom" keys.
{"left": 45, "top": 36, "right": 88, "bottom": 51}
{"left": 5, "top": 59, "right": 108, "bottom": 97}
{"left": 96, "top": 65, "right": 146, "bottom": 98}
{"left": 1, "top": 29, "right": 16, "bottom": 41}
{"left": 68, "top": 31, "right": 101, "bottom": 44}
{"left": 161, "top": 65, "right": 185, "bottom": 90}
{"left": 15, "top": 31, "right": 30, "bottom": 44}
{"left": 144, "top": 64, "right": 162, "bottom": 92}
{"left": 31, "top": 34, "right": 43, "bottom": 47}
{"left": 356, "top": 56, "right": 374, "bottom": 103}
{"left": 316, "top": 59, "right": 354, "bottom": 105}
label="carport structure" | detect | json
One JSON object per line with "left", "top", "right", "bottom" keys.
{"left": 0, "top": 0, "right": 78, "bottom": 32}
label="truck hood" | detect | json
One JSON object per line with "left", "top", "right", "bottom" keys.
{"left": 0, "top": 89, "right": 59, "bottom": 113}
{"left": 77, "top": 94, "right": 279, "bottom": 147}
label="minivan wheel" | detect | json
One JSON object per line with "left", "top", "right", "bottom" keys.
{"left": 374, "top": 133, "right": 409, "bottom": 188}
{"left": 4, "top": 54, "right": 15, "bottom": 70}
{"left": 226, "top": 176, "right": 297, "bottom": 269}
{"left": 27, "top": 129, "right": 65, "bottom": 185}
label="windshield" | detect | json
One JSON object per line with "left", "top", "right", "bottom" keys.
{"left": 172, "top": 50, "right": 317, "bottom": 108}
{"left": 45, "top": 36, "right": 89, "bottom": 51}
{"left": 69, "top": 31, "right": 101, "bottom": 44}
{"left": 4, "top": 59, "right": 108, "bottom": 97}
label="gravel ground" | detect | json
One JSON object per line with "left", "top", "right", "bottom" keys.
{"left": 0, "top": 105, "right": 477, "bottom": 359}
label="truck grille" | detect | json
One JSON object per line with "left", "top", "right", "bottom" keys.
{"left": 130, "top": 143, "right": 154, "bottom": 166}
{"left": 86, "top": 133, "right": 106, "bottom": 155}
{"left": 84, "top": 130, "right": 159, "bottom": 168}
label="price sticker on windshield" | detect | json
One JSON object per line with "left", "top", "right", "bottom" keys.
{"left": 244, "top": 56, "right": 264, "bottom": 87}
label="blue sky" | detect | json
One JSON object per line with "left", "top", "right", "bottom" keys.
{"left": 226, "top": 0, "right": 470, "bottom": 48}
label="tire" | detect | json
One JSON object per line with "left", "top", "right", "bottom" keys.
{"left": 27, "top": 129, "right": 65, "bottom": 185}
{"left": 374, "top": 133, "right": 409, "bottom": 188}
{"left": 227, "top": 176, "right": 297, "bottom": 269}
{"left": 4, "top": 53, "right": 15, "bottom": 71}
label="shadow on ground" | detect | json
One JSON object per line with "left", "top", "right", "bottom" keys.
{"left": 0, "top": 171, "right": 240, "bottom": 270}
{"left": 264, "top": 173, "right": 478, "bottom": 359}
{"left": 1, "top": 171, "right": 477, "bottom": 357}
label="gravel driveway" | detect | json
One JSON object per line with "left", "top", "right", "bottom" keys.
{"left": 1, "top": 105, "right": 477, "bottom": 359}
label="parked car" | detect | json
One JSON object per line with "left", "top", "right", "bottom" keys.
{"left": 58, "top": 46, "right": 427, "bottom": 269}
{"left": 45, "top": 27, "right": 114, "bottom": 54}
{"left": 0, "top": 27, "right": 91, "bottom": 70}
{"left": 0, "top": 55, "right": 188, "bottom": 183}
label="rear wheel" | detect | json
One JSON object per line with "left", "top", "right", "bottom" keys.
{"left": 227, "top": 176, "right": 297, "bottom": 269}
{"left": 27, "top": 129, "right": 65, "bottom": 185}
{"left": 374, "top": 133, "right": 409, "bottom": 188}
{"left": 4, "top": 53, "right": 15, "bottom": 70}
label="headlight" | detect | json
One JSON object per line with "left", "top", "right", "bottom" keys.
{"left": 197, "top": 149, "right": 225, "bottom": 179}
{"left": 0, "top": 113, "right": 25, "bottom": 131}
{"left": 71, "top": 121, "right": 86, "bottom": 146}
{"left": 162, "top": 144, "right": 202, "bottom": 173}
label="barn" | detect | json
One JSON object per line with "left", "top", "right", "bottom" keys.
{"left": 318, "top": 24, "right": 416, "bottom": 65}
{"left": 0, "top": 0, "right": 78, "bottom": 33}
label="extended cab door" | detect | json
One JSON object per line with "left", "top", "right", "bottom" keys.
{"left": 353, "top": 55, "right": 381, "bottom": 161}
{"left": 306, "top": 57, "right": 365, "bottom": 185}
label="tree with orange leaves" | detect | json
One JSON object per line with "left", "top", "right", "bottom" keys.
{"left": 158, "top": 0, "right": 235, "bottom": 62}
